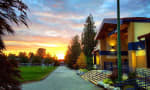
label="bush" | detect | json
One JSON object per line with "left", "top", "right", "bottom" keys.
{"left": 73, "top": 64, "right": 78, "bottom": 69}
{"left": 103, "top": 78, "right": 114, "bottom": 85}
{"left": 76, "top": 52, "right": 87, "bottom": 69}
{"left": 80, "top": 69, "right": 88, "bottom": 73}
{"left": 54, "top": 60, "right": 60, "bottom": 66}
{"left": 128, "top": 72, "right": 136, "bottom": 79}
{"left": 44, "top": 58, "right": 53, "bottom": 65}
{"left": 32, "top": 56, "right": 42, "bottom": 64}
{"left": 0, "top": 54, "right": 21, "bottom": 90}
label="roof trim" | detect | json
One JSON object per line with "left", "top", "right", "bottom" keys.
{"left": 95, "top": 17, "right": 150, "bottom": 40}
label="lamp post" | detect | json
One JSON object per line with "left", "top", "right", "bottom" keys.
{"left": 117, "top": 0, "right": 122, "bottom": 81}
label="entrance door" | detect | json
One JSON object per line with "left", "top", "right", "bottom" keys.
{"left": 146, "top": 35, "right": 150, "bottom": 68}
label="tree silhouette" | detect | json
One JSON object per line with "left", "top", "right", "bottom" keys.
{"left": 0, "top": 0, "right": 28, "bottom": 90}
{"left": 36, "top": 48, "right": 46, "bottom": 58}
{"left": 0, "top": 0, "right": 28, "bottom": 50}
{"left": 18, "top": 52, "right": 29, "bottom": 63}
{"left": 65, "top": 35, "right": 81, "bottom": 69}
{"left": 0, "top": 54, "right": 22, "bottom": 90}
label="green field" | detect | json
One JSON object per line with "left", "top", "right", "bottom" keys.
{"left": 19, "top": 66, "right": 57, "bottom": 83}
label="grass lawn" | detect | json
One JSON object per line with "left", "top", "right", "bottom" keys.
{"left": 19, "top": 66, "right": 57, "bottom": 83}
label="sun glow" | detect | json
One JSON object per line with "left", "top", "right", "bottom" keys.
{"left": 3, "top": 41, "right": 67, "bottom": 60}
{"left": 57, "top": 54, "right": 65, "bottom": 59}
{"left": 4, "top": 48, "right": 66, "bottom": 60}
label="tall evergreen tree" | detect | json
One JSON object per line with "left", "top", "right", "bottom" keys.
{"left": 65, "top": 35, "right": 81, "bottom": 69}
{"left": 81, "top": 14, "right": 96, "bottom": 69}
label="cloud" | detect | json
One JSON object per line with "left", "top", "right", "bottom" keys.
{"left": 4, "top": 0, "right": 150, "bottom": 57}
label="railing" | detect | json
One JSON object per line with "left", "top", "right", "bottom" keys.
{"left": 136, "top": 68, "right": 150, "bottom": 89}
{"left": 114, "top": 68, "right": 150, "bottom": 89}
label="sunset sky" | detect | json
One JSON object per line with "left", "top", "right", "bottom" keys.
{"left": 3, "top": 0, "right": 150, "bottom": 59}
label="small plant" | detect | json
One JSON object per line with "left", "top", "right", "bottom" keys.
{"left": 128, "top": 72, "right": 136, "bottom": 79}
{"left": 123, "top": 85, "right": 135, "bottom": 90}
{"left": 103, "top": 78, "right": 114, "bottom": 85}
{"left": 80, "top": 69, "right": 88, "bottom": 73}
{"left": 122, "top": 74, "right": 128, "bottom": 81}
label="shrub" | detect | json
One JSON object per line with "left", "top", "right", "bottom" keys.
{"left": 103, "top": 78, "right": 113, "bottom": 85}
{"left": 76, "top": 52, "right": 87, "bottom": 69}
{"left": 80, "top": 69, "right": 88, "bottom": 73}
{"left": 128, "top": 72, "right": 136, "bottom": 79}
{"left": 32, "top": 56, "right": 42, "bottom": 64}
{"left": 54, "top": 60, "right": 60, "bottom": 66}
{"left": 0, "top": 54, "right": 21, "bottom": 90}
{"left": 73, "top": 64, "right": 78, "bottom": 69}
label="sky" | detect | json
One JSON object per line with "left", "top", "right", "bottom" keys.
{"left": 3, "top": 0, "right": 150, "bottom": 59}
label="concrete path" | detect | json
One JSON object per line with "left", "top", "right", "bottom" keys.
{"left": 22, "top": 66, "right": 102, "bottom": 90}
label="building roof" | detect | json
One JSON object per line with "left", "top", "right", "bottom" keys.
{"left": 138, "top": 33, "right": 150, "bottom": 40}
{"left": 95, "top": 17, "right": 150, "bottom": 40}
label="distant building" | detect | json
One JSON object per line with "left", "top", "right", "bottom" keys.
{"left": 93, "top": 17, "right": 150, "bottom": 71}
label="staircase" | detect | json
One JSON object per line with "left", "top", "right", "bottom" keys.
{"left": 81, "top": 70, "right": 112, "bottom": 85}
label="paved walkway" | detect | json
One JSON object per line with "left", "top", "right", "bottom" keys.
{"left": 22, "top": 66, "right": 102, "bottom": 90}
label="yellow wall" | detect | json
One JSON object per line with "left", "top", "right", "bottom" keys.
{"left": 128, "top": 22, "right": 150, "bottom": 70}
{"left": 128, "top": 23, "right": 134, "bottom": 43}
{"left": 98, "top": 34, "right": 128, "bottom": 69}
{"left": 96, "top": 52, "right": 100, "bottom": 65}
{"left": 136, "top": 56, "right": 147, "bottom": 68}
{"left": 128, "top": 23, "right": 136, "bottom": 71}
{"left": 136, "top": 50, "right": 147, "bottom": 68}
{"left": 134, "top": 22, "right": 150, "bottom": 42}
{"left": 134, "top": 22, "right": 150, "bottom": 68}
{"left": 97, "top": 22, "right": 150, "bottom": 70}
{"left": 93, "top": 56, "right": 94, "bottom": 64}
{"left": 93, "top": 52, "right": 101, "bottom": 65}
{"left": 129, "top": 51, "right": 137, "bottom": 71}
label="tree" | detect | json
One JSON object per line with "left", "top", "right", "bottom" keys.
{"left": 0, "top": 0, "right": 28, "bottom": 50}
{"left": 8, "top": 53, "right": 16, "bottom": 60}
{"left": 81, "top": 14, "right": 96, "bottom": 69}
{"left": 18, "top": 52, "right": 28, "bottom": 63}
{"left": 76, "top": 52, "right": 87, "bottom": 69}
{"left": 36, "top": 48, "right": 46, "bottom": 64}
{"left": 0, "top": 54, "right": 22, "bottom": 90}
{"left": 53, "top": 54, "right": 59, "bottom": 66}
{"left": 44, "top": 53, "right": 53, "bottom": 65}
{"left": 28, "top": 52, "right": 34, "bottom": 63}
{"left": 65, "top": 35, "right": 81, "bottom": 69}
{"left": 36, "top": 48, "right": 46, "bottom": 58}
{"left": 0, "top": 0, "right": 28, "bottom": 89}
{"left": 32, "top": 55, "right": 42, "bottom": 64}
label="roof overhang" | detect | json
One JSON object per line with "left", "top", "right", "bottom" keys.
{"left": 138, "top": 33, "right": 150, "bottom": 40}
{"left": 95, "top": 17, "right": 150, "bottom": 40}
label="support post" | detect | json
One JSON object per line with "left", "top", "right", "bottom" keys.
{"left": 117, "top": 0, "right": 122, "bottom": 81}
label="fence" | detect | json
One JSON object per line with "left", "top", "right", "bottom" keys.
{"left": 136, "top": 68, "right": 150, "bottom": 89}
{"left": 114, "top": 68, "right": 150, "bottom": 89}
